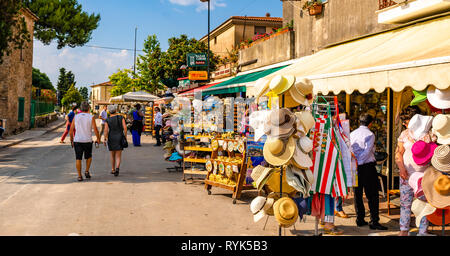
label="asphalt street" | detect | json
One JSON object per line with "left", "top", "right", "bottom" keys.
{"left": 0, "top": 123, "right": 400, "bottom": 236}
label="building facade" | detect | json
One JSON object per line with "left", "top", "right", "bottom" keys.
{"left": 0, "top": 8, "right": 39, "bottom": 136}
{"left": 90, "top": 81, "right": 113, "bottom": 112}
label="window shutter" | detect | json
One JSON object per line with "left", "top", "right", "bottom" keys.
{"left": 18, "top": 97, "right": 25, "bottom": 122}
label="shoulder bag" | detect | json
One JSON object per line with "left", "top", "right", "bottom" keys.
{"left": 116, "top": 115, "right": 128, "bottom": 148}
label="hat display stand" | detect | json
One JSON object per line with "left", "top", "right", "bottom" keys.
{"left": 143, "top": 102, "right": 154, "bottom": 136}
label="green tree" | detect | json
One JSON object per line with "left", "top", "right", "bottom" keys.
{"left": 78, "top": 86, "right": 88, "bottom": 101}
{"left": 109, "top": 69, "right": 142, "bottom": 97}
{"left": 61, "top": 84, "right": 82, "bottom": 107}
{"left": 56, "top": 68, "right": 76, "bottom": 103}
{"left": 136, "top": 35, "right": 165, "bottom": 93}
{"left": 23, "top": 0, "right": 101, "bottom": 49}
{"left": 32, "top": 67, "right": 54, "bottom": 91}
{"left": 0, "top": 0, "right": 100, "bottom": 63}
{"left": 0, "top": 1, "right": 31, "bottom": 64}
{"left": 160, "top": 34, "right": 219, "bottom": 88}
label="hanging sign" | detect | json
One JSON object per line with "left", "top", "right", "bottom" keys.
{"left": 187, "top": 53, "right": 207, "bottom": 67}
{"left": 188, "top": 71, "right": 208, "bottom": 81}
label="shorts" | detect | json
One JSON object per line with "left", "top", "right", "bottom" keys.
{"left": 74, "top": 142, "right": 93, "bottom": 160}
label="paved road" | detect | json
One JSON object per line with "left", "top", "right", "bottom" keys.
{"left": 0, "top": 124, "right": 400, "bottom": 236}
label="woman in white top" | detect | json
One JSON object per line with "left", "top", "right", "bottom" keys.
{"left": 69, "top": 102, "right": 101, "bottom": 181}
{"left": 395, "top": 106, "right": 434, "bottom": 236}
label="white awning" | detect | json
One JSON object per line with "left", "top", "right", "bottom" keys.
{"left": 259, "top": 14, "right": 450, "bottom": 95}
{"left": 109, "top": 91, "right": 160, "bottom": 102}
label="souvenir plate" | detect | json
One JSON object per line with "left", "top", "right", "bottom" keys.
{"left": 219, "top": 162, "right": 225, "bottom": 174}
{"left": 232, "top": 165, "right": 239, "bottom": 173}
{"left": 213, "top": 161, "right": 218, "bottom": 174}
{"left": 222, "top": 141, "right": 228, "bottom": 151}
{"left": 211, "top": 140, "right": 219, "bottom": 151}
{"left": 228, "top": 141, "right": 234, "bottom": 152}
{"left": 205, "top": 160, "right": 212, "bottom": 172}
{"left": 238, "top": 141, "right": 245, "bottom": 153}
{"left": 225, "top": 165, "right": 233, "bottom": 178}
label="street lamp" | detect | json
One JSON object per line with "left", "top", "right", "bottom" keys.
{"left": 200, "top": 0, "right": 210, "bottom": 83}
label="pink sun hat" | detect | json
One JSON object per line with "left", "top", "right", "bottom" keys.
{"left": 411, "top": 141, "right": 438, "bottom": 166}
{"left": 409, "top": 172, "right": 425, "bottom": 199}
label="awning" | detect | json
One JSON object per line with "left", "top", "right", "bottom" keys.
{"left": 109, "top": 91, "right": 160, "bottom": 102}
{"left": 260, "top": 14, "right": 450, "bottom": 95}
{"left": 177, "top": 82, "right": 219, "bottom": 96}
{"left": 203, "top": 65, "right": 289, "bottom": 96}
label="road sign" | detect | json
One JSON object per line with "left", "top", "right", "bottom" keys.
{"left": 187, "top": 53, "right": 207, "bottom": 67}
{"left": 188, "top": 71, "right": 208, "bottom": 81}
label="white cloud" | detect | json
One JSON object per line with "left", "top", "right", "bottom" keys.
{"left": 33, "top": 41, "right": 133, "bottom": 91}
{"left": 168, "top": 0, "right": 226, "bottom": 12}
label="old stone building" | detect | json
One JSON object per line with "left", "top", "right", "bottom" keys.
{"left": 0, "top": 8, "right": 39, "bottom": 136}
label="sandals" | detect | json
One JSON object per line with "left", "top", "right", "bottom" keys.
{"left": 77, "top": 176, "right": 83, "bottom": 182}
{"left": 114, "top": 168, "right": 119, "bottom": 177}
{"left": 335, "top": 210, "right": 349, "bottom": 218}
{"left": 111, "top": 169, "right": 115, "bottom": 174}
{"left": 85, "top": 172, "right": 91, "bottom": 179}
{"left": 324, "top": 226, "right": 344, "bottom": 235}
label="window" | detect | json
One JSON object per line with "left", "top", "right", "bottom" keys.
{"left": 214, "top": 37, "right": 217, "bottom": 45}
{"left": 254, "top": 26, "right": 266, "bottom": 35}
{"left": 18, "top": 97, "right": 25, "bottom": 122}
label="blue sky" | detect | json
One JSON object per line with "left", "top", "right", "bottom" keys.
{"left": 33, "top": 0, "right": 283, "bottom": 91}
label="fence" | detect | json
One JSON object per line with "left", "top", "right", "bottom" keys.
{"left": 33, "top": 100, "right": 55, "bottom": 116}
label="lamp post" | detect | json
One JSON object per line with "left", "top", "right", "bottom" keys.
{"left": 200, "top": 0, "right": 210, "bottom": 83}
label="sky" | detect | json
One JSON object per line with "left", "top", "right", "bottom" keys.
{"left": 32, "top": 0, "right": 283, "bottom": 92}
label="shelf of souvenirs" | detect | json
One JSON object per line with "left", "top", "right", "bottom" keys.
{"left": 184, "top": 146, "right": 213, "bottom": 152}
{"left": 206, "top": 174, "right": 254, "bottom": 190}
{"left": 184, "top": 168, "right": 208, "bottom": 175}
{"left": 210, "top": 157, "right": 243, "bottom": 166}
{"left": 183, "top": 158, "right": 208, "bottom": 163}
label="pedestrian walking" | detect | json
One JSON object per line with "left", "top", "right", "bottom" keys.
{"left": 350, "top": 113, "right": 387, "bottom": 230}
{"left": 130, "top": 103, "right": 144, "bottom": 146}
{"left": 395, "top": 106, "right": 435, "bottom": 236}
{"left": 104, "top": 105, "right": 127, "bottom": 176}
{"left": 154, "top": 106, "right": 163, "bottom": 146}
{"left": 0, "top": 119, "right": 5, "bottom": 139}
{"left": 99, "top": 105, "right": 108, "bottom": 141}
{"left": 69, "top": 102, "right": 101, "bottom": 182}
{"left": 60, "top": 104, "right": 78, "bottom": 143}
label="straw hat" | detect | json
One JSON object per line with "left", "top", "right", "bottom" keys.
{"left": 249, "top": 110, "right": 270, "bottom": 142}
{"left": 411, "top": 199, "right": 436, "bottom": 228}
{"left": 294, "top": 111, "right": 315, "bottom": 133}
{"left": 287, "top": 78, "right": 313, "bottom": 106}
{"left": 255, "top": 79, "right": 271, "bottom": 99}
{"left": 269, "top": 75, "right": 295, "bottom": 95}
{"left": 263, "top": 136, "right": 296, "bottom": 166}
{"left": 273, "top": 197, "right": 298, "bottom": 228}
{"left": 432, "top": 114, "right": 450, "bottom": 145}
{"left": 265, "top": 169, "right": 298, "bottom": 195}
{"left": 285, "top": 165, "right": 312, "bottom": 196}
{"left": 407, "top": 114, "right": 433, "bottom": 141}
{"left": 431, "top": 145, "right": 450, "bottom": 173}
{"left": 422, "top": 167, "right": 450, "bottom": 209}
{"left": 427, "top": 86, "right": 450, "bottom": 110}
{"left": 264, "top": 108, "right": 296, "bottom": 139}
{"left": 411, "top": 141, "right": 438, "bottom": 166}
{"left": 291, "top": 136, "right": 313, "bottom": 169}
{"left": 251, "top": 165, "right": 274, "bottom": 191}
{"left": 250, "top": 196, "right": 275, "bottom": 223}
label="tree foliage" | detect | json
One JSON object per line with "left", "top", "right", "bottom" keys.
{"left": 23, "top": 0, "right": 101, "bottom": 49}
{"left": 32, "top": 67, "right": 54, "bottom": 91}
{"left": 56, "top": 67, "right": 76, "bottom": 103}
{"left": 78, "top": 86, "right": 89, "bottom": 101}
{"left": 136, "top": 35, "right": 165, "bottom": 93}
{"left": 0, "top": 1, "right": 31, "bottom": 64}
{"left": 109, "top": 69, "right": 141, "bottom": 97}
{"left": 61, "top": 84, "right": 82, "bottom": 107}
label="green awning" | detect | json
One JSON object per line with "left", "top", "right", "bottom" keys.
{"left": 203, "top": 65, "right": 288, "bottom": 96}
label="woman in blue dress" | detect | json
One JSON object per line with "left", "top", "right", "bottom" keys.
{"left": 131, "top": 103, "right": 144, "bottom": 146}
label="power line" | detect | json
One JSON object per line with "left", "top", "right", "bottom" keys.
{"left": 33, "top": 39, "right": 144, "bottom": 52}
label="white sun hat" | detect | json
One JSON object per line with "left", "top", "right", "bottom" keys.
{"left": 427, "top": 86, "right": 450, "bottom": 110}
{"left": 407, "top": 114, "right": 433, "bottom": 141}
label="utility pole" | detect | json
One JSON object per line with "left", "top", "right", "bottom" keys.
{"left": 200, "top": 0, "right": 210, "bottom": 83}
{"left": 133, "top": 27, "right": 137, "bottom": 77}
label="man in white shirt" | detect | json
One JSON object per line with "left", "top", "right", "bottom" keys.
{"left": 154, "top": 107, "right": 163, "bottom": 146}
{"left": 70, "top": 102, "right": 101, "bottom": 182}
{"left": 99, "top": 105, "right": 108, "bottom": 141}
{"left": 350, "top": 113, "right": 387, "bottom": 230}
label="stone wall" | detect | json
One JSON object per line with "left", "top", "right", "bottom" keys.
{"left": 283, "top": 0, "right": 399, "bottom": 58}
{"left": 0, "top": 10, "right": 36, "bottom": 135}
{"left": 238, "top": 30, "right": 295, "bottom": 72}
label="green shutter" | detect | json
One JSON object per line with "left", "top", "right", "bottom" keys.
{"left": 18, "top": 97, "right": 25, "bottom": 122}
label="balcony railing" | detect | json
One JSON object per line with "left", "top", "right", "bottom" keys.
{"left": 379, "top": 0, "right": 397, "bottom": 10}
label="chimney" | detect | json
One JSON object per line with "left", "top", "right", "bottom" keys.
{"left": 266, "top": 13, "right": 271, "bottom": 17}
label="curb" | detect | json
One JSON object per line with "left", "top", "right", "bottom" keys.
{"left": 0, "top": 120, "right": 66, "bottom": 149}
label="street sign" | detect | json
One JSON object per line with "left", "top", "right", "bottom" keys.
{"left": 187, "top": 53, "right": 207, "bottom": 67}
{"left": 188, "top": 71, "right": 208, "bottom": 81}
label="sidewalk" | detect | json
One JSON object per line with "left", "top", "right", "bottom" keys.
{"left": 0, "top": 116, "right": 66, "bottom": 148}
